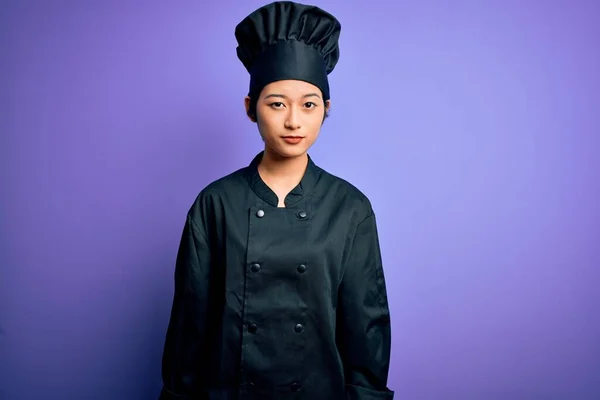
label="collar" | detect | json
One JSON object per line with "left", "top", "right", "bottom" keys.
{"left": 245, "top": 151, "right": 320, "bottom": 207}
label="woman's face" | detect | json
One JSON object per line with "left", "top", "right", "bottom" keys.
{"left": 245, "top": 79, "right": 330, "bottom": 159}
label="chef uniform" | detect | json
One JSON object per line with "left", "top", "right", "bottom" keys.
{"left": 159, "top": 2, "right": 394, "bottom": 399}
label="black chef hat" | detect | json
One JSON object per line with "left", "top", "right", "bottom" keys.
{"left": 235, "top": 1, "right": 341, "bottom": 102}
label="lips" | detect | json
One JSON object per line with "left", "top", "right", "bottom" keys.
{"left": 282, "top": 136, "right": 304, "bottom": 144}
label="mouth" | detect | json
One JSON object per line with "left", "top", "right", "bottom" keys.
{"left": 281, "top": 136, "right": 305, "bottom": 144}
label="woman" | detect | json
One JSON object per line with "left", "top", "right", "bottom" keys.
{"left": 159, "top": 2, "right": 394, "bottom": 399}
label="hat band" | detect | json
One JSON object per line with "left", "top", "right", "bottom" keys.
{"left": 249, "top": 40, "right": 330, "bottom": 101}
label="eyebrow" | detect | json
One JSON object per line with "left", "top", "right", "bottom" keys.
{"left": 263, "top": 93, "right": 321, "bottom": 100}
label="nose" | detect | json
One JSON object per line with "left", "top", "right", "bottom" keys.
{"left": 285, "top": 107, "right": 301, "bottom": 130}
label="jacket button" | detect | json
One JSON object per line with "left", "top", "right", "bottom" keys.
{"left": 251, "top": 263, "right": 261, "bottom": 272}
{"left": 297, "top": 210, "right": 307, "bottom": 219}
{"left": 297, "top": 264, "right": 307, "bottom": 273}
{"left": 248, "top": 323, "right": 258, "bottom": 333}
{"left": 294, "top": 323, "right": 304, "bottom": 333}
{"left": 256, "top": 209, "right": 265, "bottom": 218}
{"left": 290, "top": 382, "right": 300, "bottom": 392}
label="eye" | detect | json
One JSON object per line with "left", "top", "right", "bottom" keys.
{"left": 304, "top": 102, "right": 317, "bottom": 109}
{"left": 269, "top": 102, "right": 285, "bottom": 109}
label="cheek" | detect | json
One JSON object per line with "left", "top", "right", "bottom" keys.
{"left": 306, "top": 113, "right": 324, "bottom": 132}
{"left": 257, "top": 115, "right": 281, "bottom": 140}
{"left": 257, "top": 110, "right": 282, "bottom": 128}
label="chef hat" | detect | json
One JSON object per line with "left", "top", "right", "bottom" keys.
{"left": 235, "top": 1, "right": 341, "bottom": 101}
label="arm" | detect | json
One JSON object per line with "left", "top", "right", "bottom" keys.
{"left": 160, "top": 212, "right": 212, "bottom": 400}
{"left": 337, "top": 211, "right": 394, "bottom": 399}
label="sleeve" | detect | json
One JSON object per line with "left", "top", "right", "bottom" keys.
{"left": 337, "top": 211, "right": 394, "bottom": 400}
{"left": 159, "top": 212, "right": 212, "bottom": 400}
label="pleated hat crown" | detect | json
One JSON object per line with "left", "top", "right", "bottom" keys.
{"left": 235, "top": 1, "right": 341, "bottom": 101}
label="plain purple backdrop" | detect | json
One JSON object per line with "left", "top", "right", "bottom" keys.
{"left": 1, "top": 1, "right": 599, "bottom": 399}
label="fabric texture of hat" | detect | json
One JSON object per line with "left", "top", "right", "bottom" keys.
{"left": 235, "top": 1, "right": 341, "bottom": 101}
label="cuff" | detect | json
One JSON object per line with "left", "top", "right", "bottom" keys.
{"left": 159, "top": 387, "right": 185, "bottom": 400}
{"left": 346, "top": 384, "right": 394, "bottom": 400}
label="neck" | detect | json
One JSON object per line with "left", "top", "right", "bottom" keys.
{"left": 258, "top": 148, "right": 308, "bottom": 185}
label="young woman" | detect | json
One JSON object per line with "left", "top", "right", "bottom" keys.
{"left": 159, "top": 2, "right": 394, "bottom": 399}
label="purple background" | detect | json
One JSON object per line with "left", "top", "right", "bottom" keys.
{"left": 1, "top": 1, "right": 599, "bottom": 399}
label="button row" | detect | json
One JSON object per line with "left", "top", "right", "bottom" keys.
{"left": 249, "top": 263, "right": 307, "bottom": 273}
{"left": 255, "top": 209, "right": 307, "bottom": 219}
{"left": 247, "top": 323, "right": 304, "bottom": 334}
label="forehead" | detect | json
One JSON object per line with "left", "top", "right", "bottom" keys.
{"left": 261, "top": 79, "right": 322, "bottom": 97}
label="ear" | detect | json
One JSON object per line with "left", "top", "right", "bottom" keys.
{"left": 325, "top": 99, "right": 331, "bottom": 112}
{"left": 244, "top": 96, "right": 257, "bottom": 123}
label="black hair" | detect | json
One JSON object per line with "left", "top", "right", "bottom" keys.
{"left": 247, "top": 95, "right": 330, "bottom": 123}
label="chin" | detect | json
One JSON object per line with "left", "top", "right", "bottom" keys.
{"left": 269, "top": 143, "right": 310, "bottom": 159}
{"left": 278, "top": 148, "right": 308, "bottom": 159}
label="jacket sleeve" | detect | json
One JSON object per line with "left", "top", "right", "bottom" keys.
{"left": 337, "top": 211, "right": 394, "bottom": 399}
{"left": 159, "top": 212, "right": 212, "bottom": 400}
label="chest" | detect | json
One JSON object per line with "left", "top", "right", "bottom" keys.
{"left": 209, "top": 195, "right": 354, "bottom": 291}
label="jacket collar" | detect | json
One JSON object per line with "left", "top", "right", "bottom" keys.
{"left": 245, "top": 151, "right": 320, "bottom": 207}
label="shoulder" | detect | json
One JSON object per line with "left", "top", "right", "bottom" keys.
{"left": 187, "top": 166, "right": 248, "bottom": 219}
{"left": 317, "top": 166, "right": 374, "bottom": 222}
{"left": 200, "top": 166, "right": 248, "bottom": 197}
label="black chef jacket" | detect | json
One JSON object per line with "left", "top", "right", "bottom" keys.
{"left": 160, "top": 151, "right": 394, "bottom": 400}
